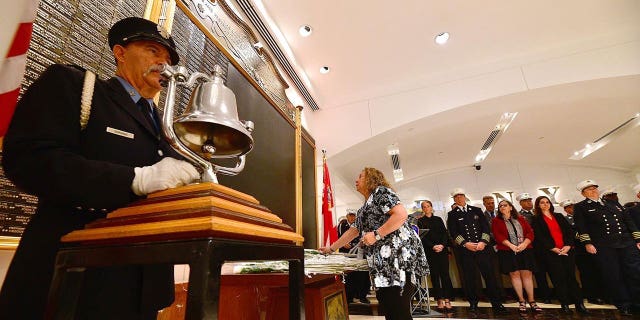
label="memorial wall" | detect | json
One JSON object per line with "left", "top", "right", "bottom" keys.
{"left": 1, "top": 0, "right": 317, "bottom": 258}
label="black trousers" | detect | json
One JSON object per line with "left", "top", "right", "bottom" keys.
{"left": 345, "top": 271, "right": 371, "bottom": 301}
{"left": 425, "top": 251, "right": 453, "bottom": 300}
{"left": 575, "top": 253, "right": 606, "bottom": 301}
{"left": 375, "top": 272, "right": 416, "bottom": 320}
{"left": 488, "top": 248, "right": 505, "bottom": 299}
{"left": 532, "top": 249, "right": 551, "bottom": 300}
{"left": 591, "top": 245, "right": 640, "bottom": 308}
{"left": 457, "top": 248, "right": 502, "bottom": 305}
{"left": 543, "top": 251, "right": 581, "bottom": 305}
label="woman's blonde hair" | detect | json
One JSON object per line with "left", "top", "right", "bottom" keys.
{"left": 362, "top": 167, "right": 393, "bottom": 194}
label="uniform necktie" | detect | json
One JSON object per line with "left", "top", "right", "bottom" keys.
{"left": 137, "top": 98, "right": 159, "bottom": 134}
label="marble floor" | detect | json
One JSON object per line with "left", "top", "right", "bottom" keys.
{"left": 348, "top": 299, "right": 625, "bottom": 319}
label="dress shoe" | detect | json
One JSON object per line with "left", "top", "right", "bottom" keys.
{"left": 619, "top": 306, "right": 633, "bottom": 316}
{"left": 444, "top": 300, "right": 453, "bottom": 311}
{"left": 575, "top": 302, "right": 589, "bottom": 314}
{"left": 492, "top": 303, "right": 508, "bottom": 314}
{"left": 560, "top": 304, "right": 571, "bottom": 313}
{"left": 436, "top": 299, "right": 445, "bottom": 310}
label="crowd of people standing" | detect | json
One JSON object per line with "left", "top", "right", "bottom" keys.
{"left": 328, "top": 176, "right": 640, "bottom": 318}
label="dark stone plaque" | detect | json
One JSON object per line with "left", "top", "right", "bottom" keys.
{"left": 0, "top": 152, "right": 38, "bottom": 237}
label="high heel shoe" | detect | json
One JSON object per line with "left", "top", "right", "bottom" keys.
{"left": 444, "top": 300, "right": 453, "bottom": 311}
{"left": 518, "top": 301, "right": 527, "bottom": 313}
{"left": 529, "top": 301, "right": 543, "bottom": 312}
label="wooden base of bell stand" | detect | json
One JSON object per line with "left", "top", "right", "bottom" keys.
{"left": 158, "top": 274, "right": 349, "bottom": 320}
{"left": 46, "top": 183, "right": 305, "bottom": 319}
{"left": 61, "top": 182, "right": 303, "bottom": 244}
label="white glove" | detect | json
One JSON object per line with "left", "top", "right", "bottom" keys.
{"left": 131, "top": 157, "right": 200, "bottom": 196}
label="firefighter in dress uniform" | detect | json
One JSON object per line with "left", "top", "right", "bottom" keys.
{"left": 573, "top": 180, "right": 640, "bottom": 316}
{"left": 447, "top": 188, "right": 506, "bottom": 313}
{"left": 559, "top": 199, "right": 607, "bottom": 305}
{"left": 0, "top": 17, "right": 200, "bottom": 319}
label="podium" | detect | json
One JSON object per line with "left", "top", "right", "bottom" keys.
{"left": 45, "top": 183, "right": 305, "bottom": 320}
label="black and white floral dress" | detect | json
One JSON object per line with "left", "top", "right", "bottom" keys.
{"left": 355, "top": 186, "right": 429, "bottom": 289}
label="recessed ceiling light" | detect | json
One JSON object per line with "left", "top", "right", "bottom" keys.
{"left": 299, "top": 25, "right": 312, "bottom": 37}
{"left": 570, "top": 112, "right": 640, "bottom": 160}
{"left": 474, "top": 112, "right": 518, "bottom": 163}
{"left": 319, "top": 66, "right": 330, "bottom": 74}
{"left": 434, "top": 32, "right": 450, "bottom": 45}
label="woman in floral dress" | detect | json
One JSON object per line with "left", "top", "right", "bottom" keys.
{"left": 320, "top": 167, "right": 429, "bottom": 320}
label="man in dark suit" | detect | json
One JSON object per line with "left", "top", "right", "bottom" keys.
{"left": 337, "top": 212, "right": 357, "bottom": 246}
{"left": 573, "top": 180, "right": 640, "bottom": 316}
{"left": 447, "top": 188, "right": 506, "bottom": 313}
{"left": 482, "top": 195, "right": 496, "bottom": 225}
{"left": 482, "top": 195, "right": 506, "bottom": 298}
{"left": 0, "top": 17, "right": 199, "bottom": 319}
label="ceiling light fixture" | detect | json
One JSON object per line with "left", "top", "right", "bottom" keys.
{"left": 319, "top": 66, "right": 330, "bottom": 74}
{"left": 434, "top": 32, "right": 450, "bottom": 45}
{"left": 298, "top": 25, "right": 313, "bottom": 37}
{"left": 387, "top": 144, "right": 404, "bottom": 182}
{"left": 474, "top": 112, "right": 518, "bottom": 164}
{"left": 570, "top": 112, "right": 640, "bottom": 160}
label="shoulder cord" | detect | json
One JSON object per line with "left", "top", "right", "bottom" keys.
{"left": 79, "top": 70, "right": 95, "bottom": 130}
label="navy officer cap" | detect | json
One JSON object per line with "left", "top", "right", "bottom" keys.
{"left": 108, "top": 17, "right": 179, "bottom": 65}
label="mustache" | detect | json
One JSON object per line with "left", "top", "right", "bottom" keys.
{"left": 143, "top": 64, "right": 169, "bottom": 87}
{"left": 143, "top": 64, "right": 165, "bottom": 77}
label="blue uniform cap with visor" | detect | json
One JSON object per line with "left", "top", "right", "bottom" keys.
{"left": 108, "top": 17, "right": 179, "bottom": 65}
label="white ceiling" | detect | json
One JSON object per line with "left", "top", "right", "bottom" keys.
{"left": 254, "top": 0, "right": 640, "bottom": 207}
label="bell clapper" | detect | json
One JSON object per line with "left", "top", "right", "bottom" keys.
{"left": 202, "top": 144, "right": 216, "bottom": 156}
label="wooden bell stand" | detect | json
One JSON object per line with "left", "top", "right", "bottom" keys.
{"left": 45, "top": 183, "right": 305, "bottom": 320}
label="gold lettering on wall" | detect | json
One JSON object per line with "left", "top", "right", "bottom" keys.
{"left": 538, "top": 186, "right": 560, "bottom": 204}
{"left": 492, "top": 191, "right": 515, "bottom": 203}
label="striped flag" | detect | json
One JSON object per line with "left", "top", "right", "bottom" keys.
{"left": 322, "top": 151, "right": 338, "bottom": 246}
{"left": 0, "top": 0, "right": 40, "bottom": 137}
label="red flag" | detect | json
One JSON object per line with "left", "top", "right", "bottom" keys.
{"left": 0, "top": 0, "right": 40, "bottom": 136}
{"left": 322, "top": 153, "right": 338, "bottom": 246}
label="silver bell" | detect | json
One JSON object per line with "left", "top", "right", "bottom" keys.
{"left": 173, "top": 66, "right": 254, "bottom": 159}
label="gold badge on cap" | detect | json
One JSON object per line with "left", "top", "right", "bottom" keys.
{"left": 157, "top": 25, "right": 170, "bottom": 39}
